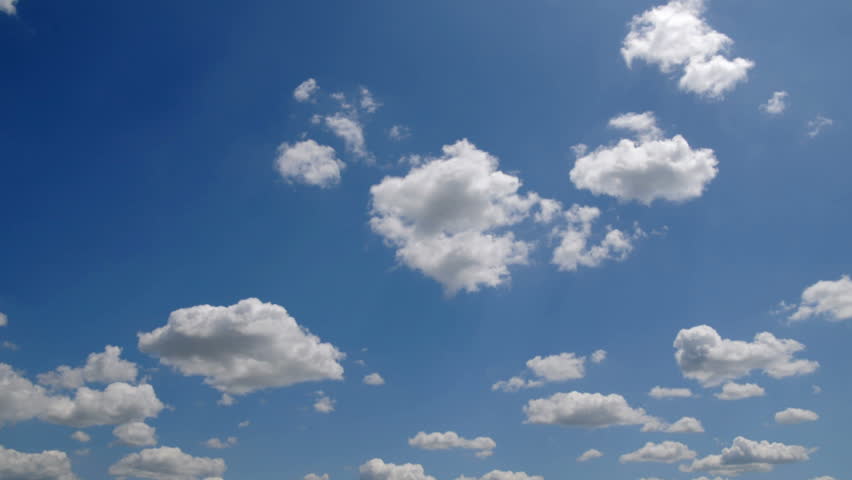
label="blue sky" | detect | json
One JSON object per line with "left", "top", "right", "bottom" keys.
{"left": 0, "top": 1, "right": 850, "bottom": 479}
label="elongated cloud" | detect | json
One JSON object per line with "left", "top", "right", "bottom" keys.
{"left": 775, "top": 408, "right": 818, "bottom": 424}
{"left": 138, "top": 298, "right": 344, "bottom": 396}
{"left": 681, "top": 437, "right": 813, "bottom": 476}
{"left": 789, "top": 275, "right": 852, "bottom": 322}
{"left": 0, "top": 445, "right": 77, "bottom": 480}
{"left": 619, "top": 441, "right": 696, "bottom": 463}
{"left": 409, "top": 431, "right": 495, "bottom": 458}
{"left": 109, "top": 446, "right": 226, "bottom": 480}
{"left": 360, "top": 459, "right": 436, "bottom": 480}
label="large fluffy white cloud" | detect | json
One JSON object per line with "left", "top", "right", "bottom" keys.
{"left": 0, "top": 364, "right": 163, "bottom": 429}
{"left": 138, "top": 298, "right": 345, "bottom": 396}
{"left": 493, "top": 352, "right": 589, "bottom": 392}
{"left": 109, "top": 446, "right": 226, "bottom": 480}
{"left": 114, "top": 421, "right": 158, "bottom": 446}
{"left": 370, "top": 139, "right": 557, "bottom": 294}
{"left": 622, "top": 0, "right": 754, "bottom": 98}
{"left": 408, "top": 431, "right": 496, "bottom": 458}
{"left": 674, "top": 325, "right": 818, "bottom": 387}
{"left": 456, "top": 471, "right": 542, "bottom": 480}
{"left": 789, "top": 275, "right": 852, "bottom": 322}
{"left": 570, "top": 112, "right": 718, "bottom": 204}
{"left": 551, "top": 204, "right": 642, "bottom": 271}
{"left": 275, "top": 139, "right": 345, "bottom": 188}
{"left": 681, "top": 437, "right": 813, "bottom": 476}
{"left": 714, "top": 382, "right": 765, "bottom": 400}
{"left": 0, "top": 445, "right": 77, "bottom": 480}
{"left": 774, "top": 408, "right": 819, "bottom": 425}
{"left": 359, "top": 459, "right": 436, "bottom": 480}
{"left": 523, "top": 391, "right": 657, "bottom": 429}
{"left": 619, "top": 441, "right": 696, "bottom": 463}
{"left": 38, "top": 346, "right": 138, "bottom": 390}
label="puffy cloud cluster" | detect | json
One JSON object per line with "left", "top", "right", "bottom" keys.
{"left": 551, "top": 204, "right": 642, "bottom": 271}
{"left": 114, "top": 422, "right": 158, "bottom": 446}
{"left": 359, "top": 459, "right": 436, "bottom": 480}
{"left": 408, "top": 431, "right": 496, "bottom": 458}
{"left": 681, "top": 437, "right": 813, "bottom": 476}
{"left": 674, "top": 325, "right": 818, "bottom": 387}
{"left": 649, "top": 386, "right": 693, "bottom": 399}
{"left": 493, "top": 352, "right": 588, "bottom": 392}
{"left": 38, "top": 346, "right": 138, "bottom": 390}
{"left": 714, "top": 382, "right": 765, "bottom": 401}
{"left": 0, "top": 364, "right": 164, "bottom": 429}
{"left": 774, "top": 408, "right": 819, "bottom": 425}
{"left": 761, "top": 91, "right": 789, "bottom": 115}
{"left": 570, "top": 112, "right": 718, "bottom": 205}
{"left": 619, "top": 441, "right": 697, "bottom": 463}
{"left": 576, "top": 449, "right": 603, "bottom": 462}
{"left": 622, "top": 0, "right": 754, "bottom": 97}
{"left": 0, "top": 445, "right": 77, "bottom": 480}
{"left": 523, "top": 391, "right": 655, "bottom": 429}
{"left": 456, "top": 471, "right": 542, "bottom": 480}
{"left": 109, "top": 446, "right": 226, "bottom": 480}
{"left": 138, "top": 298, "right": 345, "bottom": 396}
{"left": 370, "top": 139, "right": 555, "bottom": 294}
{"left": 293, "top": 78, "right": 319, "bottom": 102}
{"left": 789, "top": 275, "right": 852, "bottom": 322}
{"left": 275, "top": 139, "right": 345, "bottom": 188}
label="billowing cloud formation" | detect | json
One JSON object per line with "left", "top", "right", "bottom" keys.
{"left": 0, "top": 364, "right": 164, "bottom": 429}
{"left": 0, "top": 445, "right": 77, "bottom": 480}
{"left": 38, "top": 346, "right": 138, "bottom": 390}
{"left": 456, "top": 471, "right": 543, "bottom": 480}
{"left": 138, "top": 298, "right": 345, "bottom": 396}
{"left": 761, "top": 91, "right": 789, "bottom": 115}
{"left": 114, "top": 422, "right": 157, "bottom": 446}
{"left": 370, "top": 139, "right": 556, "bottom": 294}
{"left": 622, "top": 0, "right": 754, "bottom": 97}
{"left": 276, "top": 140, "right": 345, "bottom": 188}
{"left": 775, "top": 408, "right": 819, "bottom": 424}
{"left": 408, "top": 431, "right": 496, "bottom": 458}
{"left": 363, "top": 373, "right": 385, "bottom": 386}
{"left": 523, "top": 391, "right": 658, "bottom": 429}
{"left": 551, "top": 205, "right": 642, "bottom": 271}
{"left": 570, "top": 113, "right": 718, "bottom": 204}
{"left": 681, "top": 437, "right": 813, "bottom": 476}
{"left": 674, "top": 325, "right": 818, "bottom": 387}
{"left": 109, "top": 446, "right": 226, "bottom": 480}
{"left": 577, "top": 449, "right": 603, "bottom": 462}
{"left": 325, "top": 113, "right": 368, "bottom": 159}
{"left": 619, "top": 441, "right": 696, "bottom": 463}
{"left": 649, "top": 386, "right": 693, "bottom": 399}
{"left": 293, "top": 78, "right": 319, "bottom": 102}
{"left": 360, "top": 459, "right": 436, "bottom": 480}
{"left": 789, "top": 275, "right": 852, "bottom": 322}
{"left": 714, "top": 382, "right": 765, "bottom": 400}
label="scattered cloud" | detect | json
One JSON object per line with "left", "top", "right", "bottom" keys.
{"left": 409, "top": 431, "right": 496, "bottom": 458}
{"left": 523, "top": 391, "right": 660, "bottom": 429}
{"left": 807, "top": 115, "right": 833, "bottom": 138}
{"left": 294, "top": 78, "right": 319, "bottom": 102}
{"left": 0, "top": 445, "right": 77, "bottom": 480}
{"left": 761, "top": 91, "right": 789, "bottom": 115}
{"left": 360, "top": 458, "right": 436, "bottom": 480}
{"left": 204, "top": 437, "right": 238, "bottom": 449}
{"left": 649, "top": 386, "right": 693, "bottom": 399}
{"left": 325, "top": 113, "right": 369, "bottom": 159}
{"left": 493, "top": 352, "right": 597, "bottom": 392}
{"left": 788, "top": 275, "right": 852, "bottom": 322}
{"left": 138, "top": 298, "right": 345, "bottom": 396}
{"left": 363, "top": 373, "right": 385, "bottom": 386}
{"left": 109, "top": 446, "right": 226, "bottom": 480}
{"left": 590, "top": 350, "right": 607, "bottom": 364}
{"left": 275, "top": 139, "right": 345, "bottom": 188}
{"left": 674, "top": 325, "right": 818, "bottom": 387}
{"left": 0, "top": 312, "right": 6, "bottom": 327}
{"left": 622, "top": 0, "right": 754, "bottom": 98}
{"left": 619, "top": 441, "right": 696, "bottom": 463}
{"left": 37, "top": 346, "right": 138, "bottom": 390}
{"left": 305, "top": 474, "right": 330, "bottom": 480}
{"left": 238, "top": 420, "right": 250, "bottom": 428}
{"left": 113, "top": 422, "right": 157, "bottom": 447}
{"left": 570, "top": 112, "right": 718, "bottom": 204}
{"left": 775, "top": 408, "right": 818, "bottom": 424}
{"left": 369, "top": 139, "right": 554, "bottom": 294}
{"left": 456, "top": 471, "right": 543, "bottom": 480}
{"left": 314, "top": 391, "right": 335, "bottom": 413}
{"left": 681, "top": 436, "right": 813, "bottom": 476}
{"left": 70, "top": 431, "right": 90, "bottom": 443}
{"left": 715, "top": 382, "right": 765, "bottom": 401}
{"left": 551, "top": 204, "right": 643, "bottom": 272}
{"left": 577, "top": 449, "right": 603, "bottom": 462}
{"left": 658, "top": 416, "right": 705, "bottom": 433}
{"left": 217, "top": 393, "right": 236, "bottom": 407}
{"left": 360, "top": 87, "right": 381, "bottom": 113}
{"left": 389, "top": 125, "right": 411, "bottom": 141}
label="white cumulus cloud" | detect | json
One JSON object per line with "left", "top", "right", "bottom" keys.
{"left": 570, "top": 112, "right": 718, "bottom": 204}
{"left": 619, "top": 441, "right": 697, "bottom": 463}
{"left": 138, "top": 298, "right": 345, "bottom": 396}
{"left": 455, "top": 471, "right": 542, "bottom": 480}
{"left": 275, "top": 139, "right": 345, "bottom": 188}
{"left": 360, "top": 459, "right": 436, "bottom": 480}
{"left": 313, "top": 391, "right": 335, "bottom": 413}
{"left": 551, "top": 204, "right": 643, "bottom": 271}
{"left": 681, "top": 437, "right": 813, "bottom": 476}
{"left": 577, "top": 449, "right": 603, "bottom": 462}
{"left": 70, "top": 431, "right": 90, "bottom": 443}
{"left": 493, "top": 351, "right": 603, "bottom": 392}
{"left": 622, "top": 0, "right": 754, "bottom": 98}
{"left": 775, "top": 408, "right": 818, "bottom": 424}
{"left": 789, "top": 275, "right": 852, "bottom": 322}
{"left": 523, "top": 391, "right": 659, "bottom": 429}
{"left": 674, "top": 325, "right": 818, "bottom": 387}
{"left": 761, "top": 91, "right": 789, "bottom": 115}
{"left": 363, "top": 373, "right": 385, "bottom": 386}
{"left": 293, "top": 78, "right": 319, "bottom": 102}
{"left": 325, "top": 113, "right": 369, "bottom": 159}
{"left": 204, "top": 437, "right": 237, "bottom": 449}
{"left": 114, "top": 422, "right": 157, "bottom": 446}
{"left": 408, "top": 431, "right": 496, "bottom": 458}
{"left": 714, "top": 382, "right": 765, "bottom": 401}
{"left": 0, "top": 445, "right": 77, "bottom": 480}
{"left": 38, "top": 346, "right": 138, "bottom": 390}
{"left": 109, "top": 446, "right": 226, "bottom": 480}
{"left": 649, "top": 386, "right": 693, "bottom": 399}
